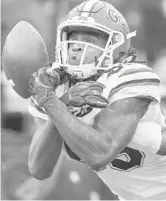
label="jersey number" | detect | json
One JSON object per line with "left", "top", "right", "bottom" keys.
{"left": 109, "top": 147, "right": 145, "bottom": 171}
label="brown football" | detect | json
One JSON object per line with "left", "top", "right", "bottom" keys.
{"left": 2, "top": 21, "right": 49, "bottom": 99}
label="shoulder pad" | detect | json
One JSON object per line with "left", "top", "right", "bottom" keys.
{"left": 105, "top": 63, "right": 161, "bottom": 103}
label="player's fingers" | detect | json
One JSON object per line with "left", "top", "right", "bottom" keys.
{"left": 28, "top": 88, "right": 35, "bottom": 96}
{"left": 48, "top": 76, "right": 59, "bottom": 88}
{"left": 73, "top": 81, "right": 105, "bottom": 88}
{"left": 45, "top": 68, "right": 60, "bottom": 85}
{"left": 86, "top": 95, "right": 109, "bottom": 108}
{"left": 86, "top": 85, "right": 103, "bottom": 94}
{"left": 60, "top": 92, "right": 85, "bottom": 107}
{"left": 45, "top": 67, "right": 59, "bottom": 78}
{"left": 85, "top": 81, "right": 105, "bottom": 89}
{"left": 29, "top": 75, "right": 35, "bottom": 88}
{"left": 28, "top": 83, "right": 36, "bottom": 96}
{"left": 73, "top": 86, "right": 102, "bottom": 97}
{"left": 69, "top": 96, "right": 86, "bottom": 107}
{"left": 71, "top": 81, "right": 105, "bottom": 94}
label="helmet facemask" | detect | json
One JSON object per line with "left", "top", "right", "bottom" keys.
{"left": 55, "top": 20, "right": 129, "bottom": 79}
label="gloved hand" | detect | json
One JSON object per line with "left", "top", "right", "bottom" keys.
{"left": 60, "top": 81, "right": 109, "bottom": 108}
{"left": 28, "top": 65, "right": 60, "bottom": 107}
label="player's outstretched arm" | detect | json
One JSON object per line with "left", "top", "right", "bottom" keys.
{"left": 42, "top": 96, "right": 150, "bottom": 171}
{"left": 28, "top": 118, "right": 63, "bottom": 180}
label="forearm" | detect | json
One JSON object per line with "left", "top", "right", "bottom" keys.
{"left": 43, "top": 96, "right": 111, "bottom": 169}
{"left": 42, "top": 96, "right": 148, "bottom": 170}
{"left": 28, "top": 119, "right": 63, "bottom": 180}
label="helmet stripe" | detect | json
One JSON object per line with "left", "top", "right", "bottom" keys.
{"left": 80, "top": 0, "right": 100, "bottom": 17}
{"left": 78, "top": 1, "right": 87, "bottom": 16}
{"left": 89, "top": 0, "right": 101, "bottom": 17}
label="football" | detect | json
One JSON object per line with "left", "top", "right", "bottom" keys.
{"left": 2, "top": 21, "right": 49, "bottom": 99}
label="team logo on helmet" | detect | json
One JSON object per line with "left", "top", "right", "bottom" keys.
{"left": 108, "top": 8, "right": 127, "bottom": 28}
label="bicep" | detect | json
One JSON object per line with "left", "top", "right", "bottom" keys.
{"left": 93, "top": 98, "right": 151, "bottom": 159}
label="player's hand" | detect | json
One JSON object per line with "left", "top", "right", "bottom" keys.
{"left": 28, "top": 65, "right": 60, "bottom": 107}
{"left": 60, "top": 81, "right": 109, "bottom": 108}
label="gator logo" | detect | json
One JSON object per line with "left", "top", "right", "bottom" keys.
{"left": 108, "top": 8, "right": 128, "bottom": 28}
{"left": 68, "top": 105, "right": 93, "bottom": 117}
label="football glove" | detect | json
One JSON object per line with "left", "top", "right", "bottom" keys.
{"left": 60, "top": 81, "right": 109, "bottom": 108}
{"left": 28, "top": 65, "right": 60, "bottom": 107}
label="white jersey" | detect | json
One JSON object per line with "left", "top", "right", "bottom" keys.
{"left": 28, "top": 63, "right": 166, "bottom": 200}
{"left": 96, "top": 103, "right": 166, "bottom": 200}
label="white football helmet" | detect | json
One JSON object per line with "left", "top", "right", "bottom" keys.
{"left": 54, "top": 0, "right": 136, "bottom": 79}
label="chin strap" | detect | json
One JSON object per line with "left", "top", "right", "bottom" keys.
{"left": 121, "top": 48, "right": 137, "bottom": 64}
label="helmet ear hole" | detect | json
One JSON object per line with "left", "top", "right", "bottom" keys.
{"left": 119, "top": 51, "right": 126, "bottom": 58}
{"left": 114, "top": 51, "right": 126, "bottom": 63}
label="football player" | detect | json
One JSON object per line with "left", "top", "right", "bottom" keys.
{"left": 28, "top": 0, "right": 166, "bottom": 200}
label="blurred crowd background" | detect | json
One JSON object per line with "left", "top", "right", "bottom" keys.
{"left": 1, "top": 0, "right": 166, "bottom": 200}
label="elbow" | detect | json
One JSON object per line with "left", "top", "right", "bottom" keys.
{"left": 86, "top": 155, "right": 110, "bottom": 172}
{"left": 87, "top": 150, "right": 117, "bottom": 172}
{"left": 28, "top": 158, "right": 52, "bottom": 180}
{"left": 89, "top": 160, "right": 108, "bottom": 172}
{"left": 89, "top": 163, "right": 104, "bottom": 172}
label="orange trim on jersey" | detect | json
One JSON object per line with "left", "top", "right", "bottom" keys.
{"left": 108, "top": 79, "right": 160, "bottom": 99}
{"left": 119, "top": 68, "right": 155, "bottom": 78}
